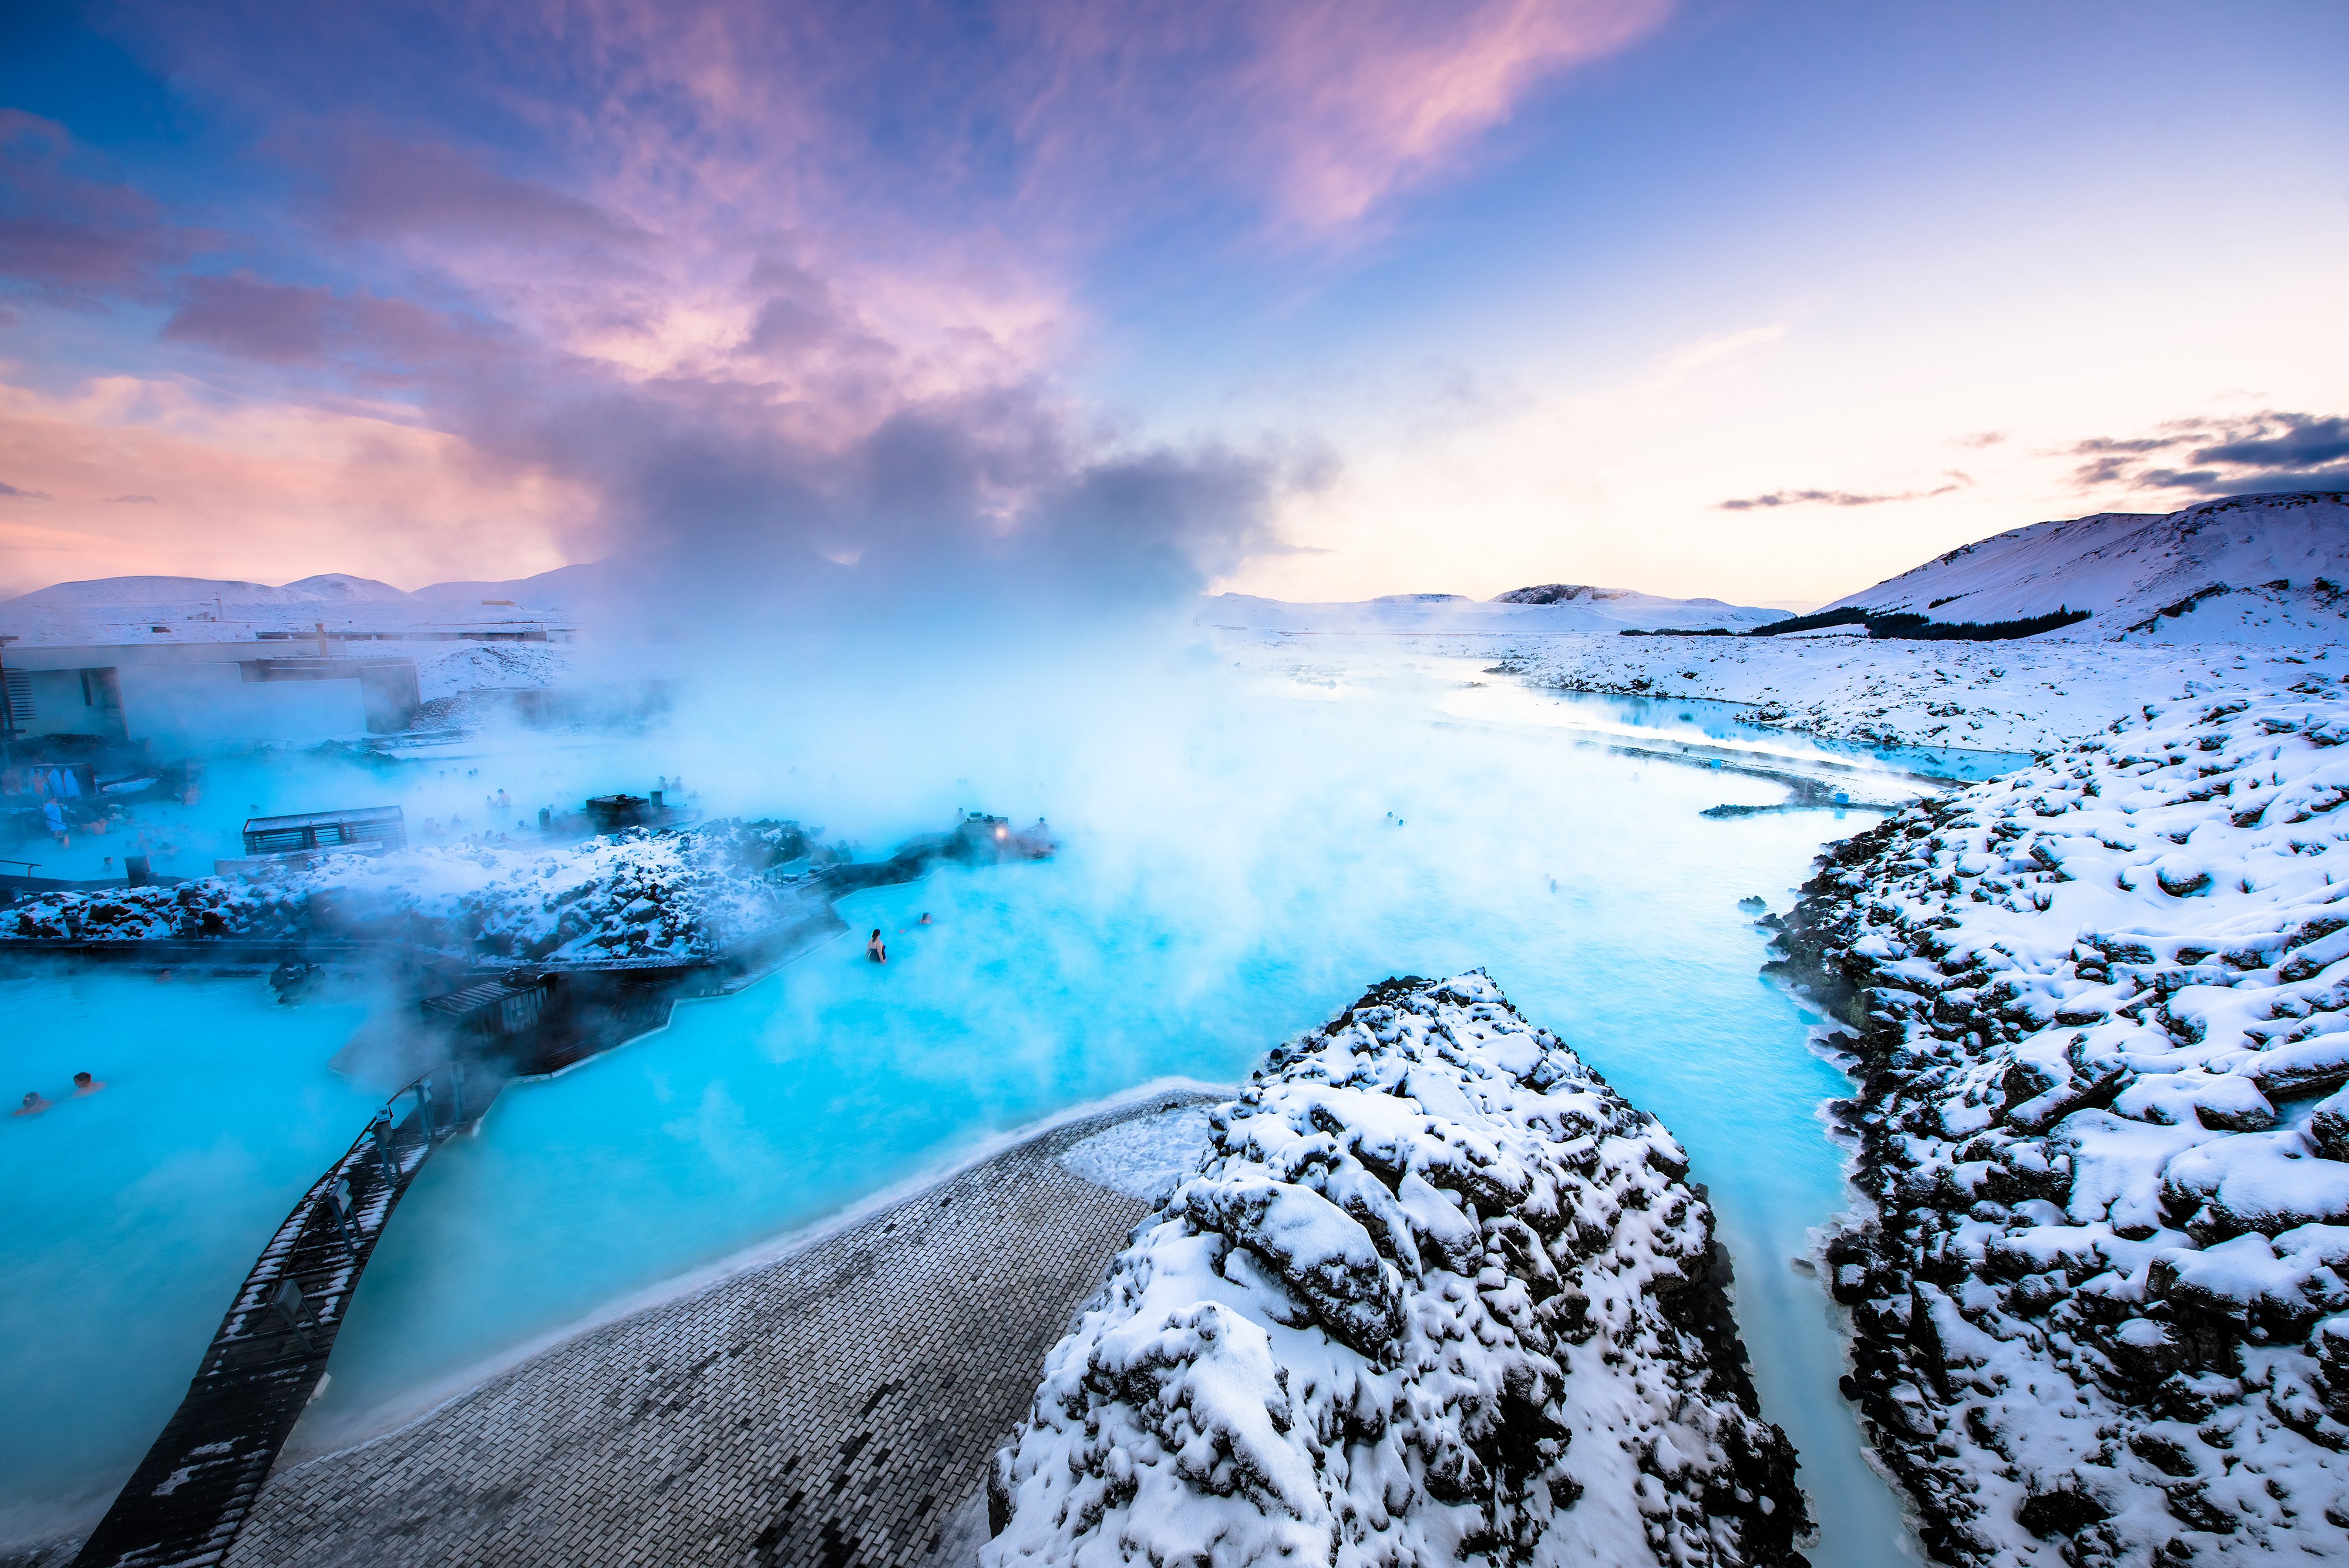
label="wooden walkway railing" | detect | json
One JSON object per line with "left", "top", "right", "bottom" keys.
{"left": 62, "top": 908, "right": 848, "bottom": 1567}
{"left": 69, "top": 1065, "right": 492, "bottom": 1568}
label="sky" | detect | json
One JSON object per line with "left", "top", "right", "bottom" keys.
{"left": 0, "top": 0, "right": 2344, "bottom": 610}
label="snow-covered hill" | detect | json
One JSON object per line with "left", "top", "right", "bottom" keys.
{"left": 8, "top": 573, "right": 413, "bottom": 608}
{"left": 1202, "top": 586, "right": 1781, "bottom": 635}
{"left": 0, "top": 571, "right": 567, "bottom": 646}
{"left": 1823, "top": 492, "right": 2349, "bottom": 644}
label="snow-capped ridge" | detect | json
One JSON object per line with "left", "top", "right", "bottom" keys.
{"left": 1823, "top": 491, "right": 2349, "bottom": 645}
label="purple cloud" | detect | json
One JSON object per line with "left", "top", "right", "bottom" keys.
{"left": 2068, "top": 412, "right": 2349, "bottom": 495}
{"left": 0, "top": 110, "right": 196, "bottom": 300}
{"left": 317, "top": 136, "right": 649, "bottom": 248}
{"left": 1717, "top": 472, "right": 1972, "bottom": 511}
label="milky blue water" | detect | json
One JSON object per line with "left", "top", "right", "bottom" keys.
{"left": 0, "top": 669, "right": 1948, "bottom": 1560}
{"left": 1444, "top": 679, "right": 2035, "bottom": 782}
{"left": 0, "top": 973, "right": 375, "bottom": 1539}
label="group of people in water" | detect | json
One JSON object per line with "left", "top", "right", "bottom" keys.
{"left": 866, "top": 911, "right": 933, "bottom": 964}
{"left": 15, "top": 1072, "right": 105, "bottom": 1118}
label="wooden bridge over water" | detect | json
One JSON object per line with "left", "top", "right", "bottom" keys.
{"left": 63, "top": 909, "right": 847, "bottom": 1568}
{"left": 4, "top": 809, "right": 1055, "bottom": 1567}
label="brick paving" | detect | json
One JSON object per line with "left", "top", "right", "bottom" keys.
{"left": 224, "top": 1095, "right": 1214, "bottom": 1568}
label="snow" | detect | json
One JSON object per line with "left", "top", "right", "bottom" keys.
{"left": 409, "top": 640, "right": 571, "bottom": 701}
{"left": 1499, "top": 634, "right": 2342, "bottom": 756}
{"left": 1200, "top": 587, "right": 1783, "bottom": 635}
{"left": 986, "top": 972, "right": 1807, "bottom": 1567}
{"left": 3, "top": 819, "right": 816, "bottom": 963}
{"left": 1818, "top": 492, "right": 2349, "bottom": 644}
{"left": 1777, "top": 688, "right": 2349, "bottom": 1562}
{"left": 0, "top": 571, "right": 569, "bottom": 647}
{"left": 1057, "top": 1106, "right": 1218, "bottom": 1204}
{"left": 6, "top": 574, "right": 406, "bottom": 608}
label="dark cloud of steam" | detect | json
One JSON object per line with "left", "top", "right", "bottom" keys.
{"left": 2066, "top": 411, "right": 2349, "bottom": 496}
{"left": 1717, "top": 472, "right": 1972, "bottom": 512}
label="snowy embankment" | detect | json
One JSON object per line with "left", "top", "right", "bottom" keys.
{"left": 1774, "top": 690, "right": 2349, "bottom": 1563}
{"left": 411, "top": 640, "right": 570, "bottom": 702}
{"left": 1, "top": 820, "right": 811, "bottom": 962}
{"left": 986, "top": 972, "right": 1806, "bottom": 1567}
{"left": 1497, "top": 636, "right": 2341, "bottom": 756}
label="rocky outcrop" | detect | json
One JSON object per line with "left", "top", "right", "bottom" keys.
{"left": 1773, "top": 689, "right": 2349, "bottom": 1564}
{"left": 1, "top": 818, "right": 814, "bottom": 960}
{"left": 985, "top": 971, "right": 1808, "bottom": 1567}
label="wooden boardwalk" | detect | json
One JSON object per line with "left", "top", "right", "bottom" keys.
{"left": 64, "top": 911, "right": 849, "bottom": 1568}
{"left": 70, "top": 1068, "right": 492, "bottom": 1568}
{"left": 222, "top": 1098, "right": 1213, "bottom": 1568}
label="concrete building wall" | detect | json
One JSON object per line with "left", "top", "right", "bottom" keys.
{"left": 117, "top": 662, "right": 368, "bottom": 745}
{"left": 18, "top": 668, "right": 126, "bottom": 738}
{"left": 5, "top": 644, "right": 416, "bottom": 745}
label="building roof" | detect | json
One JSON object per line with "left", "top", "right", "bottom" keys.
{"left": 242, "top": 806, "right": 406, "bottom": 833}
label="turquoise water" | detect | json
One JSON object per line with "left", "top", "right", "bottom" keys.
{"left": 0, "top": 973, "right": 375, "bottom": 1539}
{"left": 1444, "top": 677, "right": 2034, "bottom": 782}
{"left": 3, "top": 676, "right": 1924, "bottom": 1562}
{"left": 311, "top": 692, "right": 1917, "bottom": 1564}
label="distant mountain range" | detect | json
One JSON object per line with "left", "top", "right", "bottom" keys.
{"left": 1820, "top": 490, "right": 2349, "bottom": 643}
{"left": 1200, "top": 586, "right": 1782, "bottom": 634}
{"left": 11, "top": 490, "right": 2345, "bottom": 644}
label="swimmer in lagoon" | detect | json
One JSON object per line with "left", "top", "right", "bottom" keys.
{"left": 919, "top": 912, "right": 932, "bottom": 925}
{"left": 15, "top": 1091, "right": 52, "bottom": 1117}
{"left": 867, "top": 928, "right": 887, "bottom": 963}
{"left": 72, "top": 1072, "right": 105, "bottom": 1096}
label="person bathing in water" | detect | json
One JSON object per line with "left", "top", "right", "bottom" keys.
{"left": 867, "top": 928, "right": 887, "bottom": 963}
{"left": 15, "top": 1091, "right": 52, "bottom": 1117}
{"left": 72, "top": 1072, "right": 105, "bottom": 1096}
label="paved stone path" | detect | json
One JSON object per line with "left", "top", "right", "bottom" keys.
{"left": 223, "top": 1095, "right": 1214, "bottom": 1568}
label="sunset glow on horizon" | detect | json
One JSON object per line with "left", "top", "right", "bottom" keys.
{"left": 1, "top": 0, "right": 2343, "bottom": 607}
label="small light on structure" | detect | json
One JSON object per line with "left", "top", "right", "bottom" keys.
{"left": 995, "top": 826, "right": 1007, "bottom": 840}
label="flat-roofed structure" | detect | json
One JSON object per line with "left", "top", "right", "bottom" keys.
{"left": 0, "top": 643, "right": 420, "bottom": 743}
{"left": 241, "top": 805, "right": 408, "bottom": 858}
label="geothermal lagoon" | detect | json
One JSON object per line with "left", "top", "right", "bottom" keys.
{"left": 0, "top": 652, "right": 1977, "bottom": 1563}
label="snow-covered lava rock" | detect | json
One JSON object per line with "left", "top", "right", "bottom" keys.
{"left": 1773, "top": 688, "right": 2349, "bottom": 1563}
{"left": 1, "top": 819, "right": 813, "bottom": 962}
{"left": 985, "top": 971, "right": 1808, "bottom": 1567}
{"left": 1501, "top": 637, "right": 2343, "bottom": 758}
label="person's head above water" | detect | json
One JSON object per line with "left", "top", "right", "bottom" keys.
{"left": 871, "top": 928, "right": 881, "bottom": 940}
{"left": 16, "top": 1091, "right": 50, "bottom": 1115}
{"left": 72, "top": 1072, "right": 103, "bottom": 1095}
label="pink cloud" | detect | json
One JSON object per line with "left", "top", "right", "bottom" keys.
{"left": 0, "top": 379, "right": 586, "bottom": 593}
{"left": 1010, "top": 0, "right": 1674, "bottom": 240}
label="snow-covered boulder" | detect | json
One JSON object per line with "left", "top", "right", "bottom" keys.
{"left": 1775, "top": 689, "right": 2349, "bottom": 1563}
{"left": 985, "top": 972, "right": 1807, "bottom": 1567}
